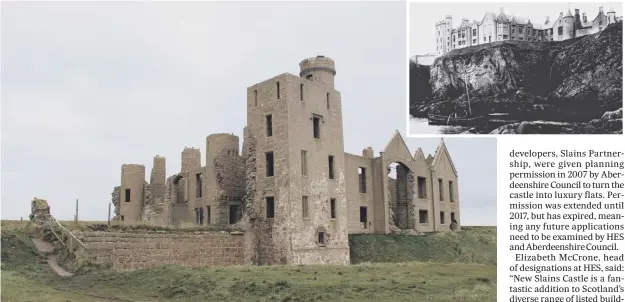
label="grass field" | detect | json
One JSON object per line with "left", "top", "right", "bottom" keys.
{"left": 1, "top": 221, "right": 497, "bottom": 302}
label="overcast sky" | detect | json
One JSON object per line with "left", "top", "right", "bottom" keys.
{"left": 2, "top": 1, "right": 495, "bottom": 226}
{"left": 409, "top": 2, "right": 623, "bottom": 55}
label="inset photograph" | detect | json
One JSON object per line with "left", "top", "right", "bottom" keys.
{"left": 408, "top": 2, "right": 623, "bottom": 135}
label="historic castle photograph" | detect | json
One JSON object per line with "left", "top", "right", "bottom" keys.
{"left": 2, "top": 1, "right": 496, "bottom": 301}
{"left": 409, "top": 2, "right": 623, "bottom": 135}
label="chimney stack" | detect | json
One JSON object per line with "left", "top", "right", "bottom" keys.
{"left": 583, "top": 12, "right": 587, "bottom": 23}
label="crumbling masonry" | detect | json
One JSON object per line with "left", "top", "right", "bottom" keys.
{"left": 112, "top": 56, "right": 461, "bottom": 265}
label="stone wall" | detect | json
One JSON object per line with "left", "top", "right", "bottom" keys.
{"left": 75, "top": 231, "right": 248, "bottom": 271}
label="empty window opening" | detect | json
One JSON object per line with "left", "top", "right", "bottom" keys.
{"left": 419, "top": 210, "right": 428, "bottom": 223}
{"left": 266, "top": 114, "right": 273, "bottom": 137}
{"left": 417, "top": 177, "right": 427, "bottom": 198}
{"left": 206, "top": 206, "right": 211, "bottom": 224}
{"left": 125, "top": 189, "right": 131, "bottom": 202}
{"left": 302, "top": 196, "right": 309, "bottom": 218}
{"left": 326, "top": 93, "right": 330, "bottom": 109}
{"left": 306, "top": 74, "right": 313, "bottom": 81}
{"left": 300, "top": 83, "right": 304, "bottom": 101}
{"left": 440, "top": 211, "right": 445, "bottom": 224}
{"left": 313, "top": 116, "right": 320, "bottom": 138}
{"left": 121, "top": 215, "right": 124, "bottom": 221}
{"left": 317, "top": 231, "right": 326, "bottom": 245}
{"left": 266, "top": 152, "right": 274, "bottom": 177}
{"left": 254, "top": 89, "right": 258, "bottom": 107}
{"left": 199, "top": 207, "right": 204, "bottom": 225}
{"left": 266, "top": 197, "right": 275, "bottom": 218}
{"left": 276, "top": 81, "right": 280, "bottom": 99}
{"left": 358, "top": 167, "right": 366, "bottom": 193}
{"left": 330, "top": 198, "right": 336, "bottom": 219}
{"left": 301, "top": 150, "right": 308, "bottom": 176}
{"left": 449, "top": 181, "right": 454, "bottom": 202}
{"left": 196, "top": 173, "right": 202, "bottom": 198}
{"left": 388, "top": 162, "right": 415, "bottom": 230}
{"left": 229, "top": 205, "right": 242, "bottom": 224}
{"left": 438, "top": 179, "right": 444, "bottom": 201}
{"left": 451, "top": 212, "right": 456, "bottom": 222}
{"left": 360, "top": 206, "right": 367, "bottom": 229}
{"left": 328, "top": 155, "right": 334, "bottom": 179}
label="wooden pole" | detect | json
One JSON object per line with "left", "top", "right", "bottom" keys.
{"left": 108, "top": 203, "right": 111, "bottom": 226}
{"left": 75, "top": 199, "right": 79, "bottom": 224}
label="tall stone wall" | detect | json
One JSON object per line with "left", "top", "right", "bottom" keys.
{"left": 143, "top": 156, "right": 167, "bottom": 223}
{"left": 75, "top": 231, "right": 248, "bottom": 271}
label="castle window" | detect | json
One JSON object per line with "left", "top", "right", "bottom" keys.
{"left": 326, "top": 93, "right": 330, "bottom": 109}
{"left": 254, "top": 90, "right": 258, "bottom": 107}
{"left": 199, "top": 207, "right": 204, "bottom": 225}
{"left": 440, "top": 211, "right": 445, "bottom": 224}
{"left": 330, "top": 198, "right": 336, "bottom": 219}
{"left": 206, "top": 206, "right": 211, "bottom": 224}
{"left": 317, "top": 231, "right": 326, "bottom": 245}
{"left": 302, "top": 196, "right": 309, "bottom": 218}
{"left": 121, "top": 215, "right": 124, "bottom": 221}
{"left": 503, "top": 35, "right": 508, "bottom": 39}
{"left": 558, "top": 26, "right": 563, "bottom": 35}
{"left": 229, "top": 205, "right": 242, "bottom": 224}
{"left": 196, "top": 173, "right": 202, "bottom": 198}
{"left": 419, "top": 210, "right": 428, "bottom": 223}
{"left": 301, "top": 150, "right": 308, "bottom": 176}
{"left": 438, "top": 178, "right": 444, "bottom": 201}
{"left": 266, "top": 114, "right": 273, "bottom": 137}
{"left": 266, "top": 197, "right": 275, "bottom": 218}
{"left": 328, "top": 155, "right": 335, "bottom": 179}
{"left": 358, "top": 167, "right": 366, "bottom": 193}
{"left": 449, "top": 181, "right": 455, "bottom": 202}
{"left": 300, "top": 83, "right": 304, "bottom": 101}
{"left": 417, "top": 176, "right": 427, "bottom": 198}
{"left": 472, "top": 29, "right": 476, "bottom": 36}
{"left": 125, "top": 189, "right": 131, "bottom": 202}
{"left": 511, "top": 26, "right": 515, "bottom": 33}
{"left": 266, "top": 152, "right": 274, "bottom": 177}
{"left": 306, "top": 74, "right": 313, "bottom": 81}
{"left": 451, "top": 212, "right": 456, "bottom": 222}
{"left": 359, "top": 206, "right": 367, "bottom": 228}
{"left": 313, "top": 116, "right": 320, "bottom": 138}
{"left": 276, "top": 81, "right": 280, "bottom": 99}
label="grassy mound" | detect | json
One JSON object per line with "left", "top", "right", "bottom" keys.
{"left": 349, "top": 226, "right": 496, "bottom": 265}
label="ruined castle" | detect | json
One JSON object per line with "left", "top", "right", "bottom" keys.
{"left": 111, "top": 56, "right": 460, "bottom": 265}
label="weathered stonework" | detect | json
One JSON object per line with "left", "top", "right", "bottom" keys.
{"left": 112, "top": 56, "right": 461, "bottom": 266}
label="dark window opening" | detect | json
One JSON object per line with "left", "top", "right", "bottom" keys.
{"left": 266, "top": 152, "right": 274, "bottom": 177}
{"left": 196, "top": 173, "right": 202, "bottom": 198}
{"left": 276, "top": 81, "right": 280, "bottom": 99}
{"left": 360, "top": 207, "right": 367, "bottom": 229}
{"left": 313, "top": 116, "right": 320, "bottom": 138}
{"left": 328, "top": 155, "right": 334, "bottom": 179}
{"left": 358, "top": 167, "right": 366, "bottom": 193}
{"left": 121, "top": 215, "right": 124, "bottom": 221}
{"left": 417, "top": 177, "right": 427, "bottom": 198}
{"left": 199, "top": 207, "right": 204, "bottom": 225}
{"left": 206, "top": 206, "right": 211, "bottom": 224}
{"left": 419, "top": 210, "right": 428, "bottom": 223}
{"left": 306, "top": 74, "right": 313, "bottom": 80}
{"left": 318, "top": 231, "right": 326, "bottom": 245}
{"left": 451, "top": 212, "right": 456, "bottom": 222}
{"left": 302, "top": 196, "right": 309, "bottom": 218}
{"left": 558, "top": 26, "right": 563, "bottom": 35}
{"left": 440, "top": 211, "right": 445, "bottom": 224}
{"left": 438, "top": 179, "right": 444, "bottom": 201}
{"left": 300, "top": 83, "right": 304, "bottom": 101}
{"left": 449, "top": 181, "right": 454, "bottom": 202}
{"left": 254, "top": 90, "right": 258, "bottom": 107}
{"left": 326, "top": 93, "right": 330, "bottom": 109}
{"left": 266, "top": 114, "right": 273, "bottom": 137}
{"left": 266, "top": 197, "right": 275, "bottom": 218}
{"left": 330, "top": 198, "right": 336, "bottom": 219}
{"left": 125, "top": 189, "right": 131, "bottom": 202}
{"left": 229, "top": 205, "right": 242, "bottom": 224}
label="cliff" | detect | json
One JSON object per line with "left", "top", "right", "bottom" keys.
{"left": 410, "top": 23, "right": 623, "bottom": 123}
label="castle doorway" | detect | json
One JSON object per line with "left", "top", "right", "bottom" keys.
{"left": 387, "top": 162, "right": 416, "bottom": 230}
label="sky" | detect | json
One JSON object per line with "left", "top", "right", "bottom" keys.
{"left": 2, "top": 1, "right": 495, "bottom": 226}
{"left": 409, "top": 2, "right": 623, "bottom": 55}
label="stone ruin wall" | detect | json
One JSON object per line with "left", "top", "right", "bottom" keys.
{"left": 213, "top": 149, "right": 246, "bottom": 225}
{"left": 75, "top": 231, "right": 248, "bottom": 271}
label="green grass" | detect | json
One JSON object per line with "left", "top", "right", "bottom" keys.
{"left": 1, "top": 222, "right": 497, "bottom": 302}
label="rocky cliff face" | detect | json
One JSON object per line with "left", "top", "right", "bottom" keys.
{"left": 411, "top": 23, "right": 622, "bottom": 123}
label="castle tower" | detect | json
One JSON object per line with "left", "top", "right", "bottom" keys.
{"left": 299, "top": 56, "right": 336, "bottom": 90}
{"left": 607, "top": 6, "right": 616, "bottom": 24}
{"left": 206, "top": 133, "right": 240, "bottom": 166}
{"left": 181, "top": 147, "right": 201, "bottom": 173}
{"left": 435, "top": 16, "right": 453, "bottom": 55}
{"left": 574, "top": 9, "right": 582, "bottom": 31}
{"left": 246, "top": 56, "right": 350, "bottom": 265}
{"left": 120, "top": 164, "right": 146, "bottom": 223}
{"left": 563, "top": 9, "right": 575, "bottom": 39}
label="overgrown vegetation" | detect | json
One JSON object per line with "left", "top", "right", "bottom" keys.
{"left": 2, "top": 222, "right": 497, "bottom": 301}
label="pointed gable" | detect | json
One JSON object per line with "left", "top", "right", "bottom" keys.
{"left": 431, "top": 139, "right": 458, "bottom": 176}
{"left": 383, "top": 130, "right": 413, "bottom": 162}
{"left": 426, "top": 154, "right": 434, "bottom": 165}
{"left": 413, "top": 148, "right": 426, "bottom": 161}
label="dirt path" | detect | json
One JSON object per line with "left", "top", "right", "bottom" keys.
{"left": 31, "top": 238, "right": 74, "bottom": 277}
